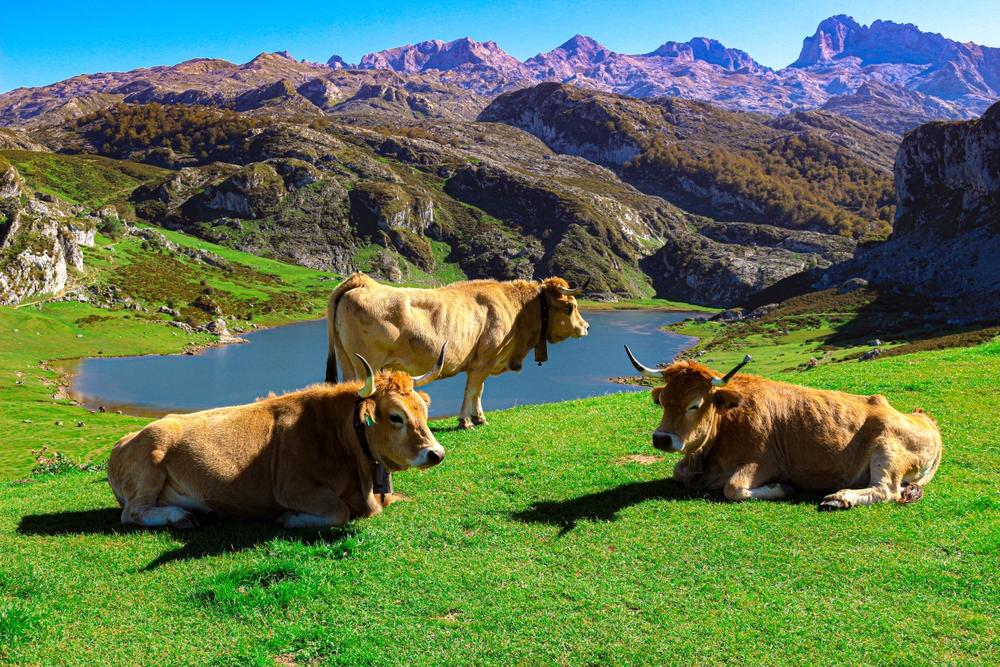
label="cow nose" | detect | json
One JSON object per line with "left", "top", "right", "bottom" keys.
{"left": 425, "top": 449, "right": 444, "bottom": 465}
{"left": 652, "top": 431, "right": 682, "bottom": 451}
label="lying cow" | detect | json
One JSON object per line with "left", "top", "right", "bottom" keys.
{"left": 624, "top": 347, "right": 943, "bottom": 509}
{"left": 327, "top": 272, "right": 590, "bottom": 429}
{"left": 107, "top": 348, "right": 447, "bottom": 529}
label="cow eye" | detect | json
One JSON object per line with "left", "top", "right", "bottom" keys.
{"left": 564, "top": 306, "right": 573, "bottom": 316}
{"left": 688, "top": 401, "right": 702, "bottom": 411}
{"left": 389, "top": 413, "right": 405, "bottom": 426}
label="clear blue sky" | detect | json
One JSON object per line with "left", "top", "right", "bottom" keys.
{"left": 1, "top": 0, "right": 998, "bottom": 93}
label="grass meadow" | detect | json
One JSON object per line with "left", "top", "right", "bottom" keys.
{"left": 1, "top": 336, "right": 997, "bottom": 666}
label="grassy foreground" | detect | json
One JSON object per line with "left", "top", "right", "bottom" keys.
{"left": 1, "top": 338, "right": 998, "bottom": 665}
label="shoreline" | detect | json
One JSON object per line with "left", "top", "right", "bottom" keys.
{"left": 56, "top": 310, "right": 694, "bottom": 420}
{"left": 41, "top": 313, "right": 326, "bottom": 418}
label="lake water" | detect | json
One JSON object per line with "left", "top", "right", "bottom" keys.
{"left": 65, "top": 310, "right": 696, "bottom": 419}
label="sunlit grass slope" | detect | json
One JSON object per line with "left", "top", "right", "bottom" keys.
{"left": 1, "top": 340, "right": 997, "bottom": 666}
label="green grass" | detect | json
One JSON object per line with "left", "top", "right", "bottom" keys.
{"left": 0, "top": 150, "right": 169, "bottom": 208}
{"left": 0, "top": 338, "right": 997, "bottom": 665}
{"left": 578, "top": 297, "right": 719, "bottom": 312}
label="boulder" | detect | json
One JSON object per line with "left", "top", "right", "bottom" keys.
{"left": 839, "top": 278, "right": 869, "bottom": 293}
{"left": 745, "top": 303, "right": 779, "bottom": 321}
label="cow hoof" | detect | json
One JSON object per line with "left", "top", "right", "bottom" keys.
{"left": 472, "top": 417, "right": 489, "bottom": 426}
{"left": 818, "top": 498, "right": 850, "bottom": 511}
{"left": 458, "top": 420, "right": 475, "bottom": 430}
{"left": 170, "top": 513, "right": 200, "bottom": 530}
{"left": 898, "top": 483, "right": 924, "bottom": 504}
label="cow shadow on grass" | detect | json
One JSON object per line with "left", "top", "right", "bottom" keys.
{"left": 17, "top": 508, "right": 358, "bottom": 570}
{"left": 511, "top": 478, "right": 823, "bottom": 535}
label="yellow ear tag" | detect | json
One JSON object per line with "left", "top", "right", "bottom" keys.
{"left": 364, "top": 414, "right": 375, "bottom": 427}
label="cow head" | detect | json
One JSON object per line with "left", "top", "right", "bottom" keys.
{"left": 542, "top": 277, "right": 590, "bottom": 342}
{"left": 624, "top": 347, "right": 751, "bottom": 454}
{"left": 355, "top": 346, "right": 447, "bottom": 472}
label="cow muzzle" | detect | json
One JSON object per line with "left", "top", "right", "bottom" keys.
{"left": 409, "top": 444, "right": 446, "bottom": 469}
{"left": 652, "top": 431, "right": 684, "bottom": 452}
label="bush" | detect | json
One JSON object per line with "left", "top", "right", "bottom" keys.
{"left": 31, "top": 447, "right": 106, "bottom": 475}
{"left": 98, "top": 216, "right": 125, "bottom": 239}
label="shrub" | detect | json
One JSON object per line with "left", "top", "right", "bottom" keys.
{"left": 98, "top": 216, "right": 125, "bottom": 239}
{"left": 31, "top": 447, "right": 106, "bottom": 475}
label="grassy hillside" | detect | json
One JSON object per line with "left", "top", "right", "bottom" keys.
{"left": 0, "top": 149, "right": 169, "bottom": 208}
{"left": 1, "top": 339, "right": 997, "bottom": 665}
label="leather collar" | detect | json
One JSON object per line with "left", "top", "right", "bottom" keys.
{"left": 535, "top": 287, "right": 549, "bottom": 365}
{"left": 353, "top": 397, "right": 393, "bottom": 497}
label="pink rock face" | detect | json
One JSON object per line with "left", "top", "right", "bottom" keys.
{"left": 358, "top": 37, "right": 522, "bottom": 74}
{"left": 643, "top": 37, "right": 764, "bottom": 73}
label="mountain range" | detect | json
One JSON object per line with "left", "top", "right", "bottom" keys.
{"left": 2, "top": 15, "right": 999, "bottom": 317}
{"left": 321, "top": 14, "right": 999, "bottom": 133}
{"left": 2, "top": 16, "right": 999, "bottom": 135}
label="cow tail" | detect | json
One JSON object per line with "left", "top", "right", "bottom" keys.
{"left": 326, "top": 273, "right": 372, "bottom": 383}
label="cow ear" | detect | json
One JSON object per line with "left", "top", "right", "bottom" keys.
{"left": 418, "top": 390, "right": 431, "bottom": 409}
{"left": 713, "top": 389, "right": 744, "bottom": 412}
{"left": 651, "top": 386, "right": 663, "bottom": 405}
{"left": 360, "top": 399, "right": 377, "bottom": 426}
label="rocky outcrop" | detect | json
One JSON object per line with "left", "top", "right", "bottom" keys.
{"left": 642, "top": 228, "right": 848, "bottom": 308}
{"left": 1, "top": 158, "right": 95, "bottom": 305}
{"left": 0, "top": 157, "right": 25, "bottom": 198}
{"left": 202, "top": 163, "right": 287, "bottom": 217}
{"left": 822, "top": 100, "right": 1000, "bottom": 320}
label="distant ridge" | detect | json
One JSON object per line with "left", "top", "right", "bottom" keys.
{"left": 2, "top": 16, "right": 999, "bottom": 134}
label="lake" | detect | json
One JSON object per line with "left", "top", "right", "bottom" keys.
{"left": 64, "top": 310, "right": 696, "bottom": 419}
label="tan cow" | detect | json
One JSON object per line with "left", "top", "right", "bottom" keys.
{"left": 327, "top": 273, "right": 590, "bottom": 429}
{"left": 107, "top": 349, "right": 446, "bottom": 529}
{"left": 625, "top": 348, "right": 943, "bottom": 509}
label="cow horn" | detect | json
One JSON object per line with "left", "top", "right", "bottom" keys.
{"left": 711, "top": 354, "right": 753, "bottom": 387}
{"left": 556, "top": 277, "right": 591, "bottom": 297}
{"left": 624, "top": 345, "right": 664, "bottom": 379}
{"left": 411, "top": 342, "right": 448, "bottom": 387}
{"left": 356, "top": 354, "right": 376, "bottom": 398}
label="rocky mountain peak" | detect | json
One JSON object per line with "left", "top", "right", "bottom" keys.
{"left": 358, "top": 37, "right": 521, "bottom": 73}
{"left": 326, "top": 54, "right": 354, "bottom": 69}
{"left": 537, "top": 35, "right": 614, "bottom": 64}
{"left": 645, "top": 37, "right": 763, "bottom": 71}
{"left": 792, "top": 15, "right": 953, "bottom": 67}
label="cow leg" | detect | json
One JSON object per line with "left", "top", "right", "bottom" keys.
{"left": 341, "top": 353, "right": 369, "bottom": 382}
{"left": 111, "top": 442, "right": 199, "bottom": 529}
{"left": 471, "top": 382, "right": 488, "bottom": 426}
{"left": 723, "top": 462, "right": 793, "bottom": 502}
{"left": 459, "top": 371, "right": 489, "bottom": 429}
{"left": 276, "top": 485, "right": 353, "bottom": 528}
{"left": 820, "top": 446, "right": 903, "bottom": 511}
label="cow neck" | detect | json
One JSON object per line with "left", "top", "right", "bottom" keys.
{"left": 689, "top": 409, "right": 727, "bottom": 478}
{"left": 534, "top": 287, "right": 550, "bottom": 366}
{"left": 352, "top": 396, "right": 394, "bottom": 499}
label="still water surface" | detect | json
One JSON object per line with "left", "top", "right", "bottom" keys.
{"left": 67, "top": 310, "right": 695, "bottom": 419}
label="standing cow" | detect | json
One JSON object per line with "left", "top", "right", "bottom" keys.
{"left": 624, "top": 347, "right": 943, "bottom": 509}
{"left": 327, "top": 273, "right": 590, "bottom": 429}
{"left": 108, "top": 349, "right": 446, "bottom": 529}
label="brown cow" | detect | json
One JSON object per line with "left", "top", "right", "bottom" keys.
{"left": 107, "top": 349, "right": 446, "bottom": 529}
{"left": 625, "top": 348, "right": 943, "bottom": 509}
{"left": 327, "top": 273, "right": 590, "bottom": 429}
